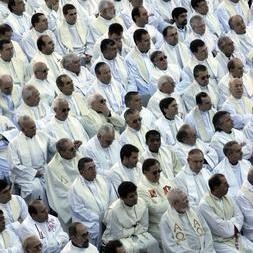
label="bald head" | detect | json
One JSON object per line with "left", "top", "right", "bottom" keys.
{"left": 0, "top": 74, "right": 13, "bottom": 95}
{"left": 229, "top": 15, "right": 246, "bottom": 34}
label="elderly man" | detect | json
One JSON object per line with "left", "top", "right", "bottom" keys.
{"left": 160, "top": 188, "right": 215, "bottom": 252}
{"left": 147, "top": 75, "right": 185, "bottom": 119}
{"left": 120, "top": 109, "right": 148, "bottom": 154}
{"left": 69, "top": 157, "right": 112, "bottom": 247}
{"left": 222, "top": 78, "right": 253, "bottom": 130}
{"left": 19, "top": 200, "right": 68, "bottom": 253}
{"left": 27, "top": 62, "right": 56, "bottom": 105}
{"left": 0, "top": 74, "right": 21, "bottom": 123}
{"left": 103, "top": 181, "right": 160, "bottom": 252}
{"left": 31, "top": 35, "right": 62, "bottom": 81}
{"left": 182, "top": 64, "right": 219, "bottom": 111}
{"left": 8, "top": 115, "right": 55, "bottom": 202}
{"left": 214, "top": 141, "right": 251, "bottom": 199}
{"left": 185, "top": 92, "right": 216, "bottom": 143}
{"left": 83, "top": 123, "right": 120, "bottom": 177}
{"left": 199, "top": 173, "right": 253, "bottom": 252}
{"left": 160, "top": 26, "right": 190, "bottom": 69}
{"left": 46, "top": 138, "right": 82, "bottom": 225}
{"left": 138, "top": 158, "right": 175, "bottom": 244}
{"left": 61, "top": 222, "right": 99, "bottom": 252}
{"left": 154, "top": 97, "right": 184, "bottom": 146}
{"left": 46, "top": 98, "right": 89, "bottom": 151}
{"left": 175, "top": 124, "right": 219, "bottom": 170}
{"left": 62, "top": 53, "right": 95, "bottom": 95}
{"left": 211, "top": 111, "right": 252, "bottom": 161}
{"left": 0, "top": 40, "right": 28, "bottom": 87}
{"left": 23, "top": 235, "right": 42, "bottom": 253}
{"left": 88, "top": 62, "right": 125, "bottom": 115}
{"left": 109, "top": 144, "right": 142, "bottom": 196}
{"left": 0, "top": 178, "right": 28, "bottom": 232}
{"left": 175, "top": 149, "right": 211, "bottom": 207}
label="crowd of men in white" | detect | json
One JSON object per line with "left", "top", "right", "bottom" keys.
{"left": 1, "top": 0, "right": 253, "bottom": 252}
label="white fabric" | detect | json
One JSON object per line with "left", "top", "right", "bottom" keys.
{"left": 0, "top": 228, "right": 23, "bottom": 253}
{"left": 61, "top": 241, "right": 99, "bottom": 253}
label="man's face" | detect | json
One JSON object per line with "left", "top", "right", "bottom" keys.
{"left": 0, "top": 184, "right": 12, "bottom": 204}
{"left": 35, "top": 15, "right": 48, "bottom": 32}
{"left": 221, "top": 39, "right": 234, "bottom": 57}
{"left": 97, "top": 64, "right": 112, "bottom": 84}
{"left": 164, "top": 100, "right": 178, "bottom": 118}
{"left": 174, "top": 192, "right": 189, "bottom": 213}
{"left": 230, "top": 60, "right": 244, "bottom": 78}
{"left": 164, "top": 28, "right": 178, "bottom": 46}
{"left": 41, "top": 36, "right": 55, "bottom": 55}
{"left": 55, "top": 101, "right": 70, "bottom": 121}
{"left": 128, "top": 94, "right": 142, "bottom": 111}
{"left": 12, "top": 0, "right": 25, "bottom": 15}
{"left": 183, "top": 127, "right": 197, "bottom": 145}
{"left": 103, "top": 43, "right": 118, "bottom": 60}
{"left": 187, "top": 152, "right": 204, "bottom": 174}
{"left": 227, "top": 143, "right": 243, "bottom": 163}
{"left": 146, "top": 134, "right": 161, "bottom": 153}
{"left": 32, "top": 202, "right": 49, "bottom": 223}
{"left": 21, "top": 119, "right": 36, "bottom": 138}
{"left": 59, "top": 76, "right": 74, "bottom": 96}
{"left": 215, "top": 176, "right": 229, "bottom": 197}
{"left": 195, "top": 0, "right": 209, "bottom": 15}
{"left": 153, "top": 53, "right": 168, "bottom": 70}
{"left": 26, "top": 237, "right": 43, "bottom": 253}
{"left": 175, "top": 12, "right": 187, "bottom": 27}
{"left": 144, "top": 162, "right": 161, "bottom": 183}
{"left": 91, "top": 95, "right": 107, "bottom": 112}
{"left": 231, "top": 16, "right": 246, "bottom": 34}
{"left": 124, "top": 152, "right": 139, "bottom": 168}
{"left": 64, "top": 8, "right": 77, "bottom": 25}
{"left": 136, "top": 33, "right": 151, "bottom": 53}
{"left": 160, "top": 79, "right": 175, "bottom": 94}
{"left": 98, "top": 132, "right": 115, "bottom": 148}
{"left": 24, "top": 88, "right": 40, "bottom": 107}
{"left": 72, "top": 224, "right": 90, "bottom": 248}
{"left": 116, "top": 246, "right": 126, "bottom": 253}
{"left": 60, "top": 140, "right": 76, "bottom": 160}
{"left": 229, "top": 79, "right": 243, "bottom": 99}
{"left": 0, "top": 213, "right": 5, "bottom": 233}
{"left": 68, "top": 57, "right": 81, "bottom": 74}
{"left": 137, "top": 7, "right": 149, "bottom": 25}
{"left": 0, "top": 77, "right": 13, "bottom": 95}
{"left": 45, "top": 0, "right": 59, "bottom": 9}
{"left": 122, "top": 191, "right": 138, "bottom": 207}
{"left": 195, "top": 70, "right": 210, "bottom": 86}
{"left": 109, "top": 33, "right": 123, "bottom": 52}
{"left": 192, "top": 21, "right": 205, "bottom": 35}
{"left": 0, "top": 42, "right": 14, "bottom": 62}
{"left": 218, "top": 114, "right": 233, "bottom": 133}
{"left": 101, "top": 2, "right": 115, "bottom": 20}
{"left": 0, "top": 30, "right": 12, "bottom": 41}
{"left": 34, "top": 64, "right": 49, "bottom": 81}
{"left": 198, "top": 95, "right": 212, "bottom": 111}
{"left": 194, "top": 45, "right": 208, "bottom": 61}
{"left": 80, "top": 161, "right": 97, "bottom": 181}
{"left": 126, "top": 111, "right": 142, "bottom": 130}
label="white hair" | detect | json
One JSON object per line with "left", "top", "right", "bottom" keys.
{"left": 22, "top": 85, "right": 37, "bottom": 100}
{"left": 98, "top": 0, "right": 113, "bottom": 13}
{"left": 18, "top": 115, "right": 33, "bottom": 128}
{"left": 62, "top": 53, "right": 80, "bottom": 69}
{"left": 52, "top": 97, "right": 68, "bottom": 110}
{"left": 32, "top": 61, "right": 47, "bottom": 73}
{"left": 87, "top": 93, "right": 104, "bottom": 108}
{"left": 157, "top": 75, "right": 174, "bottom": 89}
{"left": 190, "top": 15, "right": 203, "bottom": 28}
{"left": 167, "top": 188, "right": 185, "bottom": 206}
{"left": 97, "top": 123, "right": 114, "bottom": 136}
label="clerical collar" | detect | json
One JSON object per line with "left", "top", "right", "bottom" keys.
{"left": 165, "top": 116, "right": 175, "bottom": 121}
{"left": 71, "top": 241, "right": 89, "bottom": 249}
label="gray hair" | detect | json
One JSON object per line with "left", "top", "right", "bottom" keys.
{"left": 190, "top": 15, "right": 203, "bottom": 28}
{"left": 167, "top": 188, "right": 186, "bottom": 206}
{"left": 32, "top": 61, "right": 47, "bottom": 73}
{"left": 53, "top": 97, "right": 68, "bottom": 110}
{"left": 23, "top": 235, "right": 41, "bottom": 252}
{"left": 62, "top": 53, "right": 80, "bottom": 69}
{"left": 217, "top": 36, "right": 231, "bottom": 50}
{"left": 87, "top": 93, "right": 104, "bottom": 108}
{"left": 98, "top": 0, "right": 113, "bottom": 13}
{"left": 56, "top": 138, "right": 71, "bottom": 152}
{"left": 18, "top": 115, "right": 33, "bottom": 128}
{"left": 97, "top": 123, "right": 114, "bottom": 136}
{"left": 157, "top": 75, "right": 174, "bottom": 89}
{"left": 22, "top": 85, "right": 38, "bottom": 100}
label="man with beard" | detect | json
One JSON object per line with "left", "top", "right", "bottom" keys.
{"left": 61, "top": 222, "right": 98, "bottom": 252}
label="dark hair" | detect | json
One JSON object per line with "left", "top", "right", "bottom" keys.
{"left": 31, "top": 13, "right": 44, "bottom": 27}
{"left": 104, "top": 240, "right": 123, "bottom": 253}
{"left": 159, "top": 97, "right": 175, "bottom": 116}
{"left": 223, "top": 141, "right": 238, "bottom": 156}
{"left": 78, "top": 157, "right": 93, "bottom": 172}
{"left": 124, "top": 108, "right": 138, "bottom": 120}
{"left": 62, "top": 4, "right": 76, "bottom": 15}
{"left": 145, "top": 130, "right": 161, "bottom": 142}
{"left": 100, "top": 39, "right": 116, "bottom": 53}
{"left": 227, "top": 58, "right": 241, "bottom": 71}
{"left": 176, "top": 124, "right": 191, "bottom": 142}
{"left": 131, "top": 6, "right": 141, "bottom": 22}
{"left": 193, "top": 64, "right": 207, "bottom": 78}
{"left": 69, "top": 222, "right": 82, "bottom": 236}
{"left": 0, "top": 40, "right": 11, "bottom": 51}
{"left": 120, "top": 144, "right": 139, "bottom": 161}
{"left": 8, "top": 0, "right": 16, "bottom": 12}
{"left": 56, "top": 138, "right": 70, "bottom": 152}
{"left": 212, "top": 111, "right": 229, "bottom": 132}
{"left": 162, "top": 25, "right": 176, "bottom": 37}
{"left": 0, "top": 178, "right": 10, "bottom": 192}
{"left": 56, "top": 74, "right": 68, "bottom": 88}
{"left": 142, "top": 158, "right": 159, "bottom": 173}
{"left": 150, "top": 50, "right": 163, "bottom": 63}
{"left": 208, "top": 173, "right": 225, "bottom": 191}
{"left": 28, "top": 200, "right": 42, "bottom": 216}
{"left": 190, "top": 39, "right": 205, "bottom": 53}
{"left": 118, "top": 181, "right": 137, "bottom": 198}
{"left": 108, "top": 23, "right": 123, "bottom": 35}
{"left": 191, "top": 0, "right": 205, "bottom": 9}
{"left": 94, "top": 62, "right": 107, "bottom": 75}
{"left": 172, "top": 7, "right": 187, "bottom": 20}
{"left": 133, "top": 29, "right": 148, "bottom": 45}
{"left": 37, "top": 35, "right": 49, "bottom": 51}
{"left": 196, "top": 92, "right": 208, "bottom": 105}
{"left": 0, "top": 24, "right": 13, "bottom": 35}
{"left": 124, "top": 91, "right": 139, "bottom": 107}
{"left": 188, "top": 148, "right": 203, "bottom": 156}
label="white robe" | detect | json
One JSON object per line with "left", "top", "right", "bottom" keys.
{"left": 0, "top": 1, "right": 9, "bottom": 23}
{"left": 103, "top": 198, "right": 160, "bottom": 253}
{"left": 83, "top": 135, "right": 121, "bottom": 177}
{"left": 0, "top": 228, "right": 23, "bottom": 253}
{"left": 214, "top": 157, "right": 250, "bottom": 199}
{"left": 61, "top": 241, "right": 99, "bottom": 253}
{"left": 19, "top": 214, "right": 68, "bottom": 253}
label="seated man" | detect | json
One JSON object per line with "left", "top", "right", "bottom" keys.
{"left": 120, "top": 109, "right": 148, "bottom": 154}
{"left": 83, "top": 123, "right": 121, "bottom": 177}
{"left": 185, "top": 92, "right": 216, "bottom": 143}
{"left": 102, "top": 181, "right": 160, "bottom": 253}
{"left": 160, "top": 188, "right": 215, "bottom": 253}
{"left": 46, "top": 138, "right": 83, "bottom": 225}
{"left": 140, "top": 130, "right": 181, "bottom": 178}
{"left": 199, "top": 173, "right": 253, "bottom": 252}
{"left": 61, "top": 222, "right": 99, "bottom": 253}
{"left": 154, "top": 97, "right": 184, "bottom": 146}
{"left": 175, "top": 149, "right": 211, "bottom": 207}
{"left": 104, "top": 240, "right": 126, "bottom": 253}
{"left": 138, "top": 158, "right": 174, "bottom": 244}
{"left": 237, "top": 168, "right": 253, "bottom": 242}
{"left": 0, "top": 179, "right": 28, "bottom": 232}
{"left": 23, "top": 235, "right": 42, "bottom": 253}
{"left": 109, "top": 144, "right": 142, "bottom": 196}
{"left": 19, "top": 200, "right": 68, "bottom": 252}
{"left": 214, "top": 141, "right": 251, "bottom": 199}
{"left": 69, "top": 157, "right": 112, "bottom": 247}
{"left": 8, "top": 115, "right": 55, "bottom": 203}
{"left": 211, "top": 111, "right": 252, "bottom": 161}
{"left": 0, "top": 209, "right": 23, "bottom": 251}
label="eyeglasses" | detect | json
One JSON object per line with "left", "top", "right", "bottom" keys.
{"left": 99, "top": 99, "right": 106, "bottom": 103}
{"left": 158, "top": 56, "right": 167, "bottom": 61}
{"left": 61, "top": 108, "right": 70, "bottom": 113}
{"left": 39, "top": 69, "right": 49, "bottom": 73}
{"left": 132, "top": 117, "right": 142, "bottom": 124}
{"left": 200, "top": 75, "right": 210, "bottom": 80}
{"left": 152, "top": 169, "right": 162, "bottom": 175}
